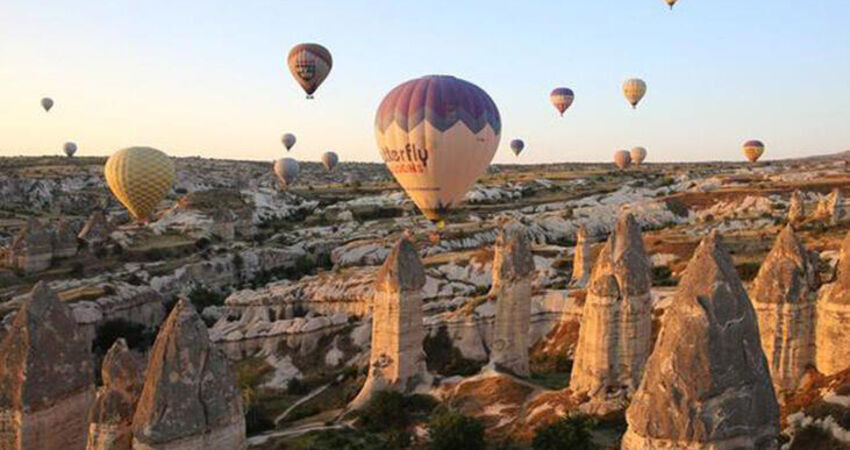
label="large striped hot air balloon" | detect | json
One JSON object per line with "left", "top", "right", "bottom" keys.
{"left": 623, "top": 78, "right": 647, "bottom": 109}
{"left": 550, "top": 87, "right": 575, "bottom": 116}
{"left": 63, "top": 142, "right": 77, "bottom": 158}
{"left": 376, "top": 75, "right": 501, "bottom": 227}
{"left": 282, "top": 133, "right": 296, "bottom": 151}
{"left": 41, "top": 97, "right": 54, "bottom": 112}
{"left": 630, "top": 147, "right": 647, "bottom": 165}
{"left": 664, "top": 0, "right": 679, "bottom": 9}
{"left": 743, "top": 140, "right": 765, "bottom": 163}
{"left": 287, "top": 43, "right": 332, "bottom": 99}
{"left": 322, "top": 151, "right": 339, "bottom": 171}
{"left": 105, "top": 147, "right": 175, "bottom": 222}
{"left": 274, "top": 158, "right": 300, "bottom": 187}
{"left": 510, "top": 139, "right": 525, "bottom": 156}
{"left": 614, "top": 150, "right": 632, "bottom": 170}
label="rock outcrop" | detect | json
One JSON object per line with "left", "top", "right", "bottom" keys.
{"left": 131, "top": 300, "right": 245, "bottom": 450}
{"left": 52, "top": 219, "right": 79, "bottom": 259}
{"left": 622, "top": 231, "right": 779, "bottom": 450}
{"left": 350, "top": 238, "right": 427, "bottom": 409}
{"left": 750, "top": 225, "right": 818, "bottom": 394}
{"left": 569, "top": 212, "right": 652, "bottom": 399}
{"left": 571, "top": 225, "right": 593, "bottom": 287}
{"left": 78, "top": 211, "right": 112, "bottom": 248}
{"left": 490, "top": 220, "right": 535, "bottom": 377}
{"left": 87, "top": 339, "right": 144, "bottom": 450}
{"left": 815, "top": 230, "right": 850, "bottom": 376}
{"left": 4, "top": 218, "right": 53, "bottom": 273}
{"left": 787, "top": 190, "right": 805, "bottom": 224}
{"left": 0, "top": 282, "right": 95, "bottom": 449}
{"left": 815, "top": 188, "right": 843, "bottom": 225}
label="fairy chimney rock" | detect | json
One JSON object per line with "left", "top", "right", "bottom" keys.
{"left": 816, "top": 230, "right": 850, "bottom": 376}
{"left": 622, "top": 231, "right": 779, "bottom": 450}
{"left": 815, "top": 188, "right": 843, "bottom": 225}
{"left": 0, "top": 281, "right": 95, "bottom": 449}
{"left": 78, "top": 211, "right": 112, "bottom": 248}
{"left": 570, "top": 212, "right": 652, "bottom": 399}
{"left": 87, "top": 339, "right": 144, "bottom": 450}
{"left": 6, "top": 218, "right": 53, "bottom": 273}
{"left": 787, "top": 190, "right": 805, "bottom": 224}
{"left": 490, "top": 220, "right": 535, "bottom": 377}
{"left": 571, "top": 225, "right": 593, "bottom": 287}
{"left": 131, "top": 300, "right": 245, "bottom": 450}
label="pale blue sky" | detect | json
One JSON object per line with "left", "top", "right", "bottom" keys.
{"left": 1, "top": 0, "right": 848, "bottom": 163}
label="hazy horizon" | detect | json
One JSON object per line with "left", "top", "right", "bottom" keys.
{"left": 2, "top": 0, "right": 849, "bottom": 164}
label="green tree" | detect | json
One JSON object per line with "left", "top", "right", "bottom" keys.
{"left": 532, "top": 414, "right": 597, "bottom": 450}
{"left": 427, "top": 409, "right": 485, "bottom": 450}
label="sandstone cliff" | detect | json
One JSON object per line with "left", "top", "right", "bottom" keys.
{"left": 816, "top": 230, "right": 850, "bottom": 376}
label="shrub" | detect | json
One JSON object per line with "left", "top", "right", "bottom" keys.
{"left": 92, "top": 319, "right": 157, "bottom": 357}
{"left": 358, "top": 391, "right": 410, "bottom": 432}
{"left": 424, "top": 326, "right": 484, "bottom": 376}
{"left": 187, "top": 286, "right": 225, "bottom": 311}
{"left": 427, "top": 409, "right": 485, "bottom": 450}
{"left": 532, "top": 414, "right": 597, "bottom": 450}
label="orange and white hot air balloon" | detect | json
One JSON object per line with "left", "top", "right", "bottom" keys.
{"left": 623, "top": 78, "right": 647, "bottom": 109}
{"left": 743, "top": 140, "right": 765, "bottom": 163}
{"left": 287, "top": 43, "right": 332, "bottom": 99}
{"left": 614, "top": 150, "right": 632, "bottom": 170}
{"left": 630, "top": 147, "right": 647, "bottom": 165}
{"left": 375, "top": 75, "right": 501, "bottom": 228}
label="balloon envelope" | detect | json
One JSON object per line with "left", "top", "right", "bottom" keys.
{"left": 105, "top": 147, "right": 175, "bottom": 222}
{"left": 623, "top": 79, "right": 647, "bottom": 108}
{"left": 630, "top": 147, "right": 647, "bottom": 165}
{"left": 274, "top": 158, "right": 300, "bottom": 186}
{"left": 550, "top": 87, "right": 575, "bottom": 116}
{"left": 375, "top": 75, "right": 501, "bottom": 223}
{"left": 282, "top": 133, "right": 296, "bottom": 151}
{"left": 63, "top": 142, "right": 77, "bottom": 158}
{"left": 665, "top": 0, "right": 678, "bottom": 9}
{"left": 614, "top": 150, "right": 632, "bottom": 170}
{"left": 41, "top": 97, "right": 54, "bottom": 112}
{"left": 743, "top": 140, "right": 765, "bottom": 163}
{"left": 287, "top": 43, "right": 332, "bottom": 98}
{"left": 322, "top": 151, "right": 339, "bottom": 171}
{"left": 510, "top": 139, "right": 525, "bottom": 156}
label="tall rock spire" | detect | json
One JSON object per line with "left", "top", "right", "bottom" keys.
{"left": 571, "top": 225, "right": 593, "bottom": 287}
{"left": 816, "top": 230, "right": 850, "bottom": 375}
{"left": 87, "top": 338, "right": 144, "bottom": 450}
{"left": 623, "top": 231, "right": 779, "bottom": 449}
{"left": 787, "top": 190, "right": 805, "bottom": 224}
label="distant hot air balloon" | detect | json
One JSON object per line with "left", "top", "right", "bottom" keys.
{"left": 743, "top": 140, "right": 765, "bottom": 163}
{"left": 104, "top": 147, "right": 175, "bottom": 222}
{"left": 63, "top": 142, "right": 77, "bottom": 158}
{"left": 376, "top": 75, "right": 501, "bottom": 228}
{"left": 623, "top": 78, "right": 647, "bottom": 109}
{"left": 274, "top": 157, "right": 300, "bottom": 187}
{"left": 287, "top": 43, "right": 332, "bottom": 99}
{"left": 614, "top": 150, "right": 632, "bottom": 170}
{"left": 630, "top": 147, "right": 647, "bottom": 165}
{"left": 322, "top": 151, "right": 339, "bottom": 171}
{"left": 550, "top": 87, "right": 575, "bottom": 116}
{"left": 41, "top": 97, "right": 54, "bottom": 112}
{"left": 665, "top": 0, "right": 679, "bottom": 9}
{"left": 282, "top": 133, "right": 296, "bottom": 151}
{"left": 510, "top": 139, "right": 525, "bottom": 156}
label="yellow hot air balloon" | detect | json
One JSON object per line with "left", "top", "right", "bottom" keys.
{"left": 664, "top": 0, "right": 678, "bottom": 9}
{"left": 743, "top": 140, "right": 765, "bottom": 163}
{"left": 623, "top": 78, "right": 647, "bottom": 109}
{"left": 104, "top": 147, "right": 175, "bottom": 222}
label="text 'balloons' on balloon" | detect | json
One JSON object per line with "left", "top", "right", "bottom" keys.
{"left": 104, "top": 147, "right": 176, "bottom": 222}
{"left": 41, "top": 97, "right": 54, "bottom": 112}
{"left": 665, "top": 0, "right": 679, "bottom": 9}
{"left": 287, "top": 43, "right": 332, "bottom": 99}
{"left": 375, "top": 75, "right": 501, "bottom": 226}
{"left": 550, "top": 87, "right": 575, "bottom": 117}
{"left": 322, "top": 151, "right": 339, "bottom": 171}
{"left": 630, "top": 147, "right": 647, "bottom": 165}
{"left": 510, "top": 139, "right": 525, "bottom": 156}
{"left": 282, "top": 133, "right": 296, "bottom": 151}
{"left": 63, "top": 142, "right": 77, "bottom": 158}
{"left": 274, "top": 158, "right": 300, "bottom": 187}
{"left": 743, "top": 140, "right": 765, "bottom": 163}
{"left": 623, "top": 78, "right": 647, "bottom": 109}
{"left": 614, "top": 150, "right": 632, "bottom": 170}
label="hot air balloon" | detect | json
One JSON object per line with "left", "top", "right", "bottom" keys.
{"left": 274, "top": 158, "right": 300, "bottom": 187}
{"left": 104, "top": 147, "right": 175, "bottom": 222}
{"left": 63, "top": 142, "right": 77, "bottom": 158}
{"left": 743, "top": 140, "right": 765, "bottom": 163}
{"left": 614, "top": 150, "right": 632, "bottom": 170}
{"left": 375, "top": 75, "right": 501, "bottom": 228}
{"left": 322, "top": 151, "right": 339, "bottom": 171}
{"left": 550, "top": 87, "right": 575, "bottom": 116}
{"left": 287, "top": 43, "right": 332, "bottom": 99}
{"left": 510, "top": 139, "right": 525, "bottom": 156}
{"left": 41, "top": 97, "right": 54, "bottom": 112}
{"left": 623, "top": 78, "right": 647, "bottom": 109}
{"left": 630, "top": 146, "right": 647, "bottom": 165}
{"left": 282, "top": 133, "right": 296, "bottom": 151}
{"left": 665, "top": 0, "right": 679, "bottom": 9}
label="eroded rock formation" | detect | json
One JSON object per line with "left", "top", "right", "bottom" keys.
{"left": 569, "top": 212, "right": 652, "bottom": 399}
{"left": 571, "top": 225, "right": 593, "bottom": 287}
{"left": 816, "top": 230, "right": 850, "bottom": 376}
{"left": 787, "top": 190, "right": 805, "bottom": 224}
{"left": 87, "top": 338, "right": 144, "bottom": 450}
{"left": 0, "top": 282, "right": 95, "bottom": 449}
{"left": 4, "top": 218, "right": 53, "bottom": 273}
{"left": 131, "top": 300, "right": 245, "bottom": 449}
{"left": 78, "top": 211, "right": 112, "bottom": 249}
{"left": 815, "top": 188, "right": 843, "bottom": 225}
{"left": 750, "top": 225, "right": 818, "bottom": 394}
{"left": 623, "top": 231, "right": 779, "bottom": 450}
{"left": 350, "top": 238, "right": 427, "bottom": 409}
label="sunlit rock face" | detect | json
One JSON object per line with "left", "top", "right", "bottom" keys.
{"left": 490, "top": 220, "right": 535, "bottom": 377}
{"left": 4, "top": 218, "right": 53, "bottom": 273}
{"left": 349, "top": 238, "right": 427, "bottom": 410}
{"left": 815, "top": 188, "right": 844, "bottom": 225}
{"left": 78, "top": 211, "right": 112, "bottom": 249}
{"left": 131, "top": 300, "right": 245, "bottom": 450}
{"left": 623, "top": 231, "right": 779, "bottom": 450}
{"left": 787, "top": 190, "right": 806, "bottom": 224}
{"left": 87, "top": 338, "right": 144, "bottom": 450}
{"left": 0, "top": 282, "right": 95, "bottom": 449}
{"left": 816, "top": 230, "right": 850, "bottom": 376}
{"left": 571, "top": 225, "right": 593, "bottom": 287}
{"left": 569, "top": 212, "right": 652, "bottom": 399}
{"left": 750, "top": 225, "right": 819, "bottom": 394}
